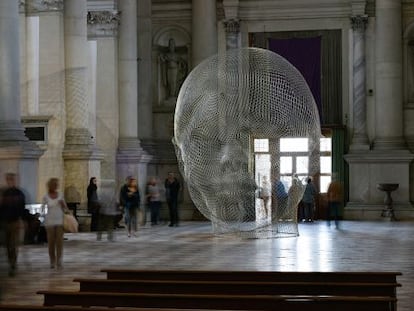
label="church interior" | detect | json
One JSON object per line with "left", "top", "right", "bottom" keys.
{"left": 1, "top": 0, "right": 414, "bottom": 309}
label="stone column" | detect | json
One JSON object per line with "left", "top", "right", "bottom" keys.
{"left": 349, "top": 15, "right": 369, "bottom": 151}
{"left": 373, "top": 0, "right": 405, "bottom": 150}
{"left": 137, "top": 0, "right": 153, "bottom": 140}
{"left": 87, "top": 9, "right": 120, "bottom": 184}
{"left": 63, "top": 0, "right": 102, "bottom": 203}
{"left": 0, "top": 0, "right": 43, "bottom": 201}
{"left": 192, "top": 0, "right": 217, "bottom": 68}
{"left": 117, "top": 0, "right": 150, "bottom": 190}
{"left": 63, "top": 0, "right": 90, "bottom": 141}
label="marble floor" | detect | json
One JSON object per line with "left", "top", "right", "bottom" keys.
{"left": 0, "top": 220, "right": 413, "bottom": 310}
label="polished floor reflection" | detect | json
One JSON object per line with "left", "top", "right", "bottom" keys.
{"left": 0, "top": 220, "right": 413, "bottom": 310}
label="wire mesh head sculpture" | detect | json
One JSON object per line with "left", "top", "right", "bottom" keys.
{"left": 173, "top": 47, "right": 321, "bottom": 238}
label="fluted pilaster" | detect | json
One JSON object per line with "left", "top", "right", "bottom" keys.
{"left": 0, "top": 0, "right": 43, "bottom": 201}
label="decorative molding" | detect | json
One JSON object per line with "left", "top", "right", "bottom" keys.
{"left": 87, "top": 10, "right": 120, "bottom": 25}
{"left": 350, "top": 15, "right": 368, "bottom": 31}
{"left": 19, "top": 0, "right": 26, "bottom": 13}
{"left": 351, "top": 0, "right": 366, "bottom": 16}
{"left": 223, "top": 18, "right": 240, "bottom": 34}
{"left": 87, "top": 10, "right": 120, "bottom": 38}
{"left": 223, "top": 0, "right": 240, "bottom": 20}
{"left": 25, "top": 0, "right": 63, "bottom": 13}
{"left": 366, "top": 0, "right": 375, "bottom": 16}
{"left": 152, "top": 1, "right": 191, "bottom": 22}
{"left": 239, "top": 1, "right": 352, "bottom": 20}
{"left": 21, "top": 115, "right": 53, "bottom": 123}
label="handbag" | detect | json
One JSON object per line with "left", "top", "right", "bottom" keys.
{"left": 63, "top": 213, "right": 79, "bottom": 233}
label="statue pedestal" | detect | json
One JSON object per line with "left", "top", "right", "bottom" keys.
{"left": 377, "top": 183, "right": 399, "bottom": 221}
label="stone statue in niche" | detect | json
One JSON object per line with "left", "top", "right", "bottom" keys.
{"left": 159, "top": 38, "right": 188, "bottom": 102}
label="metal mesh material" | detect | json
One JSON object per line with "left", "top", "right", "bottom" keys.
{"left": 174, "top": 48, "right": 321, "bottom": 238}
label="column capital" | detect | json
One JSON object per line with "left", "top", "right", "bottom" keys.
{"left": 223, "top": 18, "right": 240, "bottom": 34}
{"left": 350, "top": 15, "right": 368, "bottom": 32}
{"left": 87, "top": 10, "right": 120, "bottom": 38}
{"left": 19, "top": 1, "right": 25, "bottom": 13}
{"left": 24, "top": 0, "right": 63, "bottom": 14}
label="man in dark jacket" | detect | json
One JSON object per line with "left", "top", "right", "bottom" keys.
{"left": 0, "top": 173, "right": 26, "bottom": 276}
{"left": 165, "top": 172, "right": 180, "bottom": 227}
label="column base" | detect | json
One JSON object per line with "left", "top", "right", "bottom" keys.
{"left": 117, "top": 137, "right": 148, "bottom": 163}
{"left": 349, "top": 143, "right": 370, "bottom": 151}
{"left": 117, "top": 137, "right": 152, "bottom": 201}
{"left": 0, "top": 122, "right": 44, "bottom": 202}
{"left": 140, "top": 138, "right": 176, "bottom": 164}
{"left": 372, "top": 136, "right": 407, "bottom": 150}
{"left": 63, "top": 128, "right": 104, "bottom": 203}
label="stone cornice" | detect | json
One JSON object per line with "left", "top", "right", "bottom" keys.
{"left": 403, "top": 1, "right": 414, "bottom": 21}
{"left": 152, "top": 1, "right": 191, "bottom": 22}
{"left": 239, "top": 0, "right": 356, "bottom": 20}
{"left": 87, "top": 10, "right": 120, "bottom": 38}
{"left": 351, "top": 0, "right": 366, "bottom": 15}
{"left": 24, "top": 0, "right": 63, "bottom": 14}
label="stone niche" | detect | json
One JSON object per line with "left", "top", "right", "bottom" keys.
{"left": 152, "top": 25, "right": 191, "bottom": 110}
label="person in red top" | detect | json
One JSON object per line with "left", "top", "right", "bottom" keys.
{"left": 327, "top": 173, "right": 343, "bottom": 229}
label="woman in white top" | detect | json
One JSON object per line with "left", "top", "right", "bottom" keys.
{"left": 41, "top": 178, "right": 68, "bottom": 269}
{"left": 146, "top": 177, "right": 161, "bottom": 226}
{"left": 260, "top": 175, "right": 271, "bottom": 219}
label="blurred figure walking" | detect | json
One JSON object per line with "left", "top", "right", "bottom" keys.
{"left": 120, "top": 176, "right": 140, "bottom": 237}
{"left": 327, "top": 173, "right": 343, "bottom": 229}
{"left": 87, "top": 177, "right": 100, "bottom": 232}
{"left": 0, "top": 173, "right": 26, "bottom": 276}
{"left": 97, "top": 180, "right": 118, "bottom": 241}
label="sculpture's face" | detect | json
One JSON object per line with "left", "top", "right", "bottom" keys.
{"left": 174, "top": 48, "right": 321, "bottom": 231}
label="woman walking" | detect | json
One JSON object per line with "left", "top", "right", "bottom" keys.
{"left": 120, "top": 176, "right": 140, "bottom": 237}
{"left": 41, "top": 178, "right": 68, "bottom": 269}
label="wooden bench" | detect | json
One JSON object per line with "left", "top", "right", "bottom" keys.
{"left": 0, "top": 306, "right": 177, "bottom": 311}
{"left": 97, "top": 269, "right": 400, "bottom": 311}
{"left": 101, "top": 269, "right": 401, "bottom": 283}
{"left": 74, "top": 278, "right": 400, "bottom": 297}
{"left": 36, "top": 290, "right": 396, "bottom": 311}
